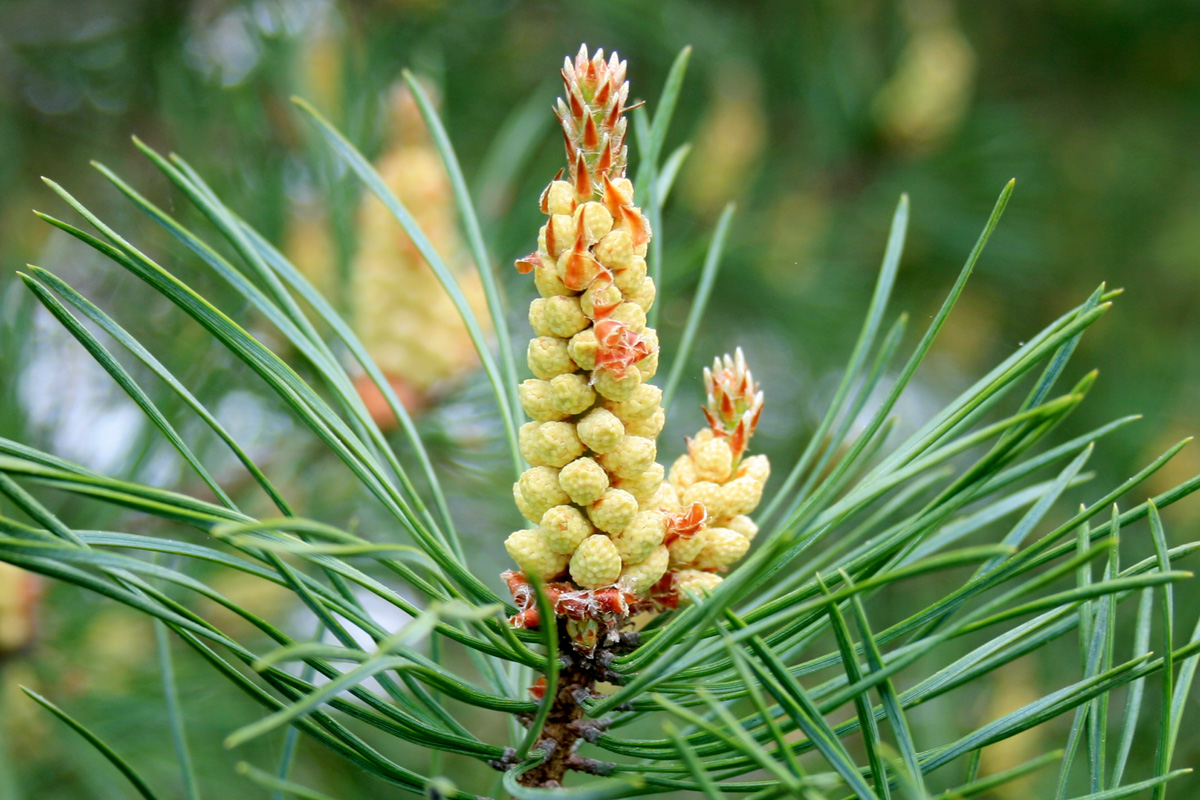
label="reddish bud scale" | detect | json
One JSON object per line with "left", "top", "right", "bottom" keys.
{"left": 601, "top": 175, "right": 630, "bottom": 214}
{"left": 573, "top": 152, "right": 593, "bottom": 200}
{"left": 503, "top": 570, "right": 644, "bottom": 655}
{"left": 583, "top": 113, "right": 600, "bottom": 149}
{"left": 613, "top": 203, "right": 648, "bottom": 249}
{"left": 587, "top": 276, "right": 623, "bottom": 319}
{"left": 594, "top": 318, "right": 651, "bottom": 379}
{"left": 664, "top": 502, "right": 707, "bottom": 545}
{"left": 515, "top": 252, "right": 540, "bottom": 274}
{"left": 647, "top": 572, "right": 683, "bottom": 611}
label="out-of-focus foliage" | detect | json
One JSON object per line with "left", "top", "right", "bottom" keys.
{"left": 2, "top": 0, "right": 1199, "bottom": 798}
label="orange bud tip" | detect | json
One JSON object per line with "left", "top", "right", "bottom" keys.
{"left": 583, "top": 113, "right": 600, "bottom": 148}
{"left": 621, "top": 206, "right": 651, "bottom": 248}
{"left": 515, "top": 252, "right": 541, "bottom": 274}
{"left": 574, "top": 151, "right": 593, "bottom": 198}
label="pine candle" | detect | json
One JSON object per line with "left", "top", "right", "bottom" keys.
{"left": 502, "top": 47, "right": 768, "bottom": 653}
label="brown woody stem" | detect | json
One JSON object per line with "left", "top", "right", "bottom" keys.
{"left": 510, "top": 620, "right": 629, "bottom": 788}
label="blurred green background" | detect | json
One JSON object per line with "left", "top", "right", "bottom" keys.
{"left": 2, "top": 0, "right": 1199, "bottom": 797}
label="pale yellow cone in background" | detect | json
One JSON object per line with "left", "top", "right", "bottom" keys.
{"left": 978, "top": 658, "right": 1045, "bottom": 798}
{"left": 352, "top": 84, "right": 491, "bottom": 399}
{"left": 285, "top": 70, "right": 490, "bottom": 425}
{"left": 681, "top": 60, "right": 767, "bottom": 217}
{"left": 0, "top": 563, "right": 38, "bottom": 655}
{"left": 873, "top": 0, "right": 976, "bottom": 151}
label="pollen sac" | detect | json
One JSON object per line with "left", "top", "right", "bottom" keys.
{"left": 519, "top": 421, "right": 585, "bottom": 468}
{"left": 545, "top": 180, "right": 577, "bottom": 216}
{"left": 513, "top": 483, "right": 540, "bottom": 523}
{"left": 593, "top": 229, "right": 633, "bottom": 272}
{"left": 636, "top": 331, "right": 661, "bottom": 379}
{"left": 610, "top": 510, "right": 667, "bottom": 564}
{"left": 607, "top": 302, "right": 646, "bottom": 333}
{"left": 574, "top": 201, "right": 614, "bottom": 244}
{"left": 598, "top": 435, "right": 657, "bottom": 480}
{"left": 540, "top": 505, "right": 593, "bottom": 554}
{"left": 720, "top": 476, "right": 765, "bottom": 518}
{"left": 643, "top": 482, "right": 682, "bottom": 514}
{"left": 691, "top": 437, "right": 734, "bottom": 483}
{"left": 528, "top": 336, "right": 577, "bottom": 380}
{"left": 682, "top": 481, "right": 728, "bottom": 519}
{"left": 667, "top": 530, "right": 706, "bottom": 566}
{"left": 567, "top": 328, "right": 599, "bottom": 371}
{"left": 544, "top": 295, "right": 589, "bottom": 338}
{"left": 569, "top": 534, "right": 623, "bottom": 588}
{"left": 547, "top": 214, "right": 577, "bottom": 258}
{"left": 516, "top": 466, "right": 571, "bottom": 522}
{"left": 556, "top": 250, "right": 604, "bottom": 292}
{"left": 588, "top": 488, "right": 639, "bottom": 534}
{"left": 675, "top": 569, "right": 723, "bottom": 602}
{"left": 519, "top": 379, "right": 570, "bottom": 422}
{"left": 576, "top": 407, "right": 625, "bottom": 453}
{"left": 528, "top": 298, "right": 555, "bottom": 337}
{"left": 610, "top": 177, "right": 635, "bottom": 203}
{"left": 605, "top": 383, "right": 662, "bottom": 422}
{"left": 535, "top": 262, "right": 573, "bottom": 297}
{"left": 581, "top": 281, "right": 624, "bottom": 320}
{"left": 739, "top": 454, "right": 771, "bottom": 484}
{"left": 726, "top": 514, "right": 759, "bottom": 541}
{"left": 625, "top": 276, "right": 657, "bottom": 312}
{"left": 669, "top": 454, "right": 698, "bottom": 492}
{"left": 593, "top": 365, "right": 642, "bottom": 402}
{"left": 614, "top": 461, "right": 665, "bottom": 503}
{"left": 619, "top": 544, "right": 669, "bottom": 595}
{"left": 624, "top": 406, "right": 665, "bottom": 438}
{"left": 614, "top": 255, "right": 647, "bottom": 294}
{"left": 505, "top": 529, "right": 570, "bottom": 579}
{"left": 549, "top": 373, "right": 596, "bottom": 415}
{"left": 692, "top": 527, "right": 751, "bottom": 571}
{"left": 558, "top": 456, "right": 610, "bottom": 506}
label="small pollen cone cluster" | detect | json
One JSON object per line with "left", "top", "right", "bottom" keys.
{"left": 665, "top": 348, "right": 768, "bottom": 600}
{"left": 285, "top": 82, "right": 490, "bottom": 425}
{"left": 502, "top": 48, "right": 768, "bottom": 653}
{"left": 503, "top": 46, "right": 665, "bottom": 652}
{"left": 350, "top": 84, "right": 491, "bottom": 424}
{"left": 0, "top": 563, "right": 40, "bottom": 656}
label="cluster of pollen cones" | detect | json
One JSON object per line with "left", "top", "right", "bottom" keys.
{"left": 503, "top": 46, "right": 769, "bottom": 653}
